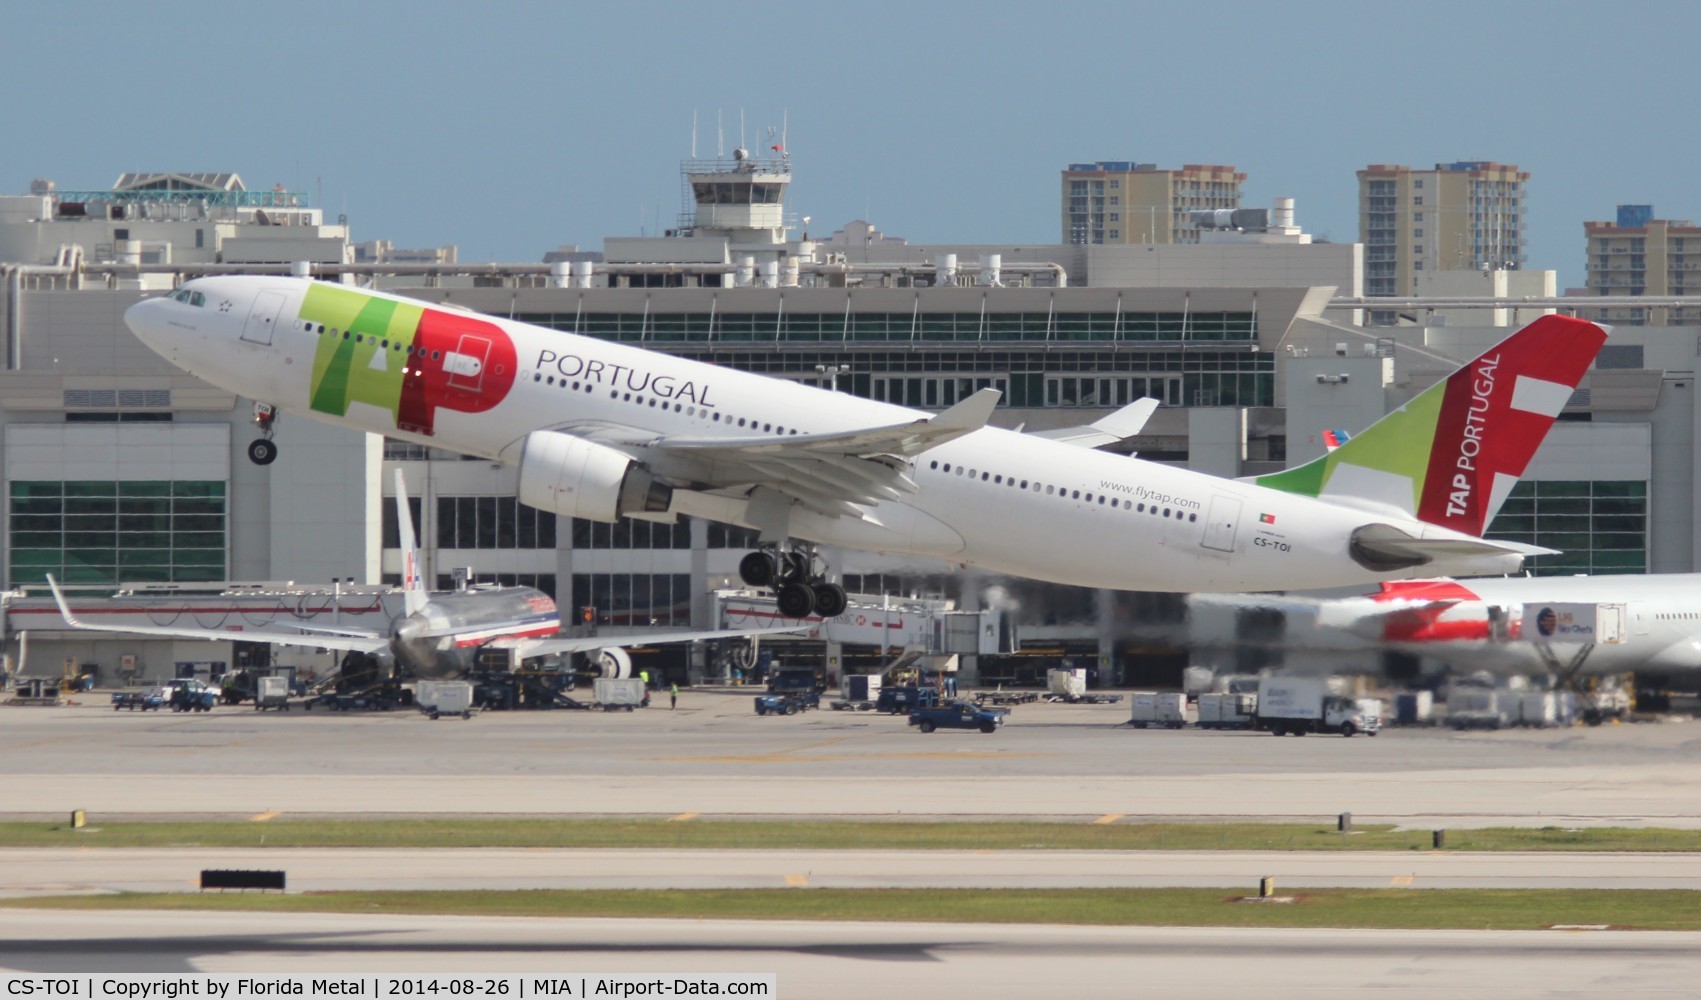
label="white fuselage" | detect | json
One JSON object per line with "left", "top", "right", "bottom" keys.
{"left": 1218, "top": 575, "right": 1701, "bottom": 677}
{"left": 125, "top": 277, "right": 1525, "bottom": 594}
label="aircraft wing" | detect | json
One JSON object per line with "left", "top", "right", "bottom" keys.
{"left": 1028, "top": 398, "right": 1159, "bottom": 450}
{"left": 653, "top": 388, "right": 1002, "bottom": 519}
{"left": 45, "top": 576, "right": 391, "bottom": 653}
{"left": 489, "top": 625, "right": 807, "bottom": 662}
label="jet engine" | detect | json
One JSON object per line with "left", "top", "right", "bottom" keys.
{"left": 590, "top": 646, "right": 633, "bottom": 679}
{"left": 517, "top": 431, "right": 672, "bottom": 522}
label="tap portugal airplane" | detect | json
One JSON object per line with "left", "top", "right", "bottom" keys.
{"left": 124, "top": 277, "right": 1606, "bottom": 615}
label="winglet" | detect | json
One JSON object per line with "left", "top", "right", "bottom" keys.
{"left": 1249, "top": 314, "right": 1607, "bottom": 537}
{"left": 1030, "top": 397, "right": 1159, "bottom": 449}
{"left": 394, "top": 469, "right": 429, "bottom": 616}
{"left": 46, "top": 574, "right": 81, "bottom": 628}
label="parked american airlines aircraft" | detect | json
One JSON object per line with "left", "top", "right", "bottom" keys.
{"left": 1233, "top": 576, "right": 1701, "bottom": 681}
{"left": 123, "top": 277, "right": 1606, "bottom": 613}
{"left": 47, "top": 472, "right": 797, "bottom": 679}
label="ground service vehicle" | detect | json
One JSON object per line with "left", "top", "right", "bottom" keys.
{"left": 767, "top": 666, "right": 826, "bottom": 696}
{"left": 254, "top": 676, "right": 291, "bottom": 712}
{"left": 593, "top": 677, "right": 649, "bottom": 711}
{"left": 112, "top": 687, "right": 166, "bottom": 711}
{"left": 1128, "top": 692, "right": 1194, "bottom": 729}
{"left": 166, "top": 678, "right": 218, "bottom": 712}
{"left": 754, "top": 691, "right": 820, "bottom": 715}
{"left": 1256, "top": 677, "right": 1381, "bottom": 737}
{"left": 831, "top": 674, "right": 882, "bottom": 711}
{"left": 910, "top": 702, "right": 1008, "bottom": 734}
{"left": 1196, "top": 692, "right": 1258, "bottom": 729}
{"left": 877, "top": 685, "right": 941, "bottom": 714}
{"left": 416, "top": 680, "right": 474, "bottom": 719}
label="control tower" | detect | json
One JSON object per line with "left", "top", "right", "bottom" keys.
{"left": 676, "top": 146, "right": 793, "bottom": 254}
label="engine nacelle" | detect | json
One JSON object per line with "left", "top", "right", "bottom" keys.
{"left": 591, "top": 646, "right": 633, "bottom": 679}
{"left": 517, "top": 431, "right": 672, "bottom": 523}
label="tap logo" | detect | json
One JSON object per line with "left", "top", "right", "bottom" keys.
{"left": 303, "top": 285, "right": 517, "bottom": 435}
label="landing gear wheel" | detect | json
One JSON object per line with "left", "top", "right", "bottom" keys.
{"left": 780, "top": 551, "right": 810, "bottom": 583}
{"left": 812, "top": 582, "right": 848, "bottom": 618}
{"left": 739, "top": 551, "right": 777, "bottom": 588}
{"left": 247, "top": 439, "right": 278, "bottom": 466}
{"left": 776, "top": 581, "right": 817, "bottom": 619}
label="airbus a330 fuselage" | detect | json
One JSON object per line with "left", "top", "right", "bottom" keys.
{"left": 1334, "top": 575, "right": 1701, "bottom": 678}
{"left": 124, "top": 277, "right": 1605, "bottom": 596}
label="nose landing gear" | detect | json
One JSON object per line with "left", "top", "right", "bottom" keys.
{"left": 738, "top": 544, "right": 848, "bottom": 620}
{"left": 247, "top": 402, "right": 279, "bottom": 465}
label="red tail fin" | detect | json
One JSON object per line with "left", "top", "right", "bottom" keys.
{"left": 1414, "top": 315, "right": 1607, "bottom": 536}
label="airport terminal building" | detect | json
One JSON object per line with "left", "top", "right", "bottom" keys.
{"left": 1, "top": 168, "right": 1693, "bottom": 687}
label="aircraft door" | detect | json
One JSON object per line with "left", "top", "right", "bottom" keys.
{"left": 240, "top": 290, "right": 287, "bottom": 346}
{"left": 1200, "top": 494, "right": 1241, "bottom": 553}
{"left": 445, "top": 334, "right": 491, "bottom": 392}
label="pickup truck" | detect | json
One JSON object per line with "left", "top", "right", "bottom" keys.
{"left": 909, "top": 701, "right": 1009, "bottom": 734}
{"left": 754, "top": 691, "right": 820, "bottom": 715}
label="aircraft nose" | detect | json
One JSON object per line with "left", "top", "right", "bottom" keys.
{"left": 124, "top": 297, "right": 172, "bottom": 355}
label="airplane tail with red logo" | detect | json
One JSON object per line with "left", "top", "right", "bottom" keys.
{"left": 1251, "top": 314, "right": 1608, "bottom": 537}
{"left": 394, "top": 469, "right": 429, "bottom": 616}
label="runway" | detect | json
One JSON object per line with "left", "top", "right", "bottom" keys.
{"left": 6, "top": 695, "right": 1701, "bottom": 828}
{"left": 4, "top": 692, "right": 1701, "bottom": 993}
{"left": 5, "top": 847, "right": 1701, "bottom": 896}
{"left": 4, "top": 910, "right": 1700, "bottom": 997}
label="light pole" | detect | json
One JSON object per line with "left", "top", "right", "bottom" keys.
{"left": 815, "top": 363, "right": 850, "bottom": 393}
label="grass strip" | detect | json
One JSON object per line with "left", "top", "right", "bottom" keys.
{"left": 8, "top": 887, "right": 1700, "bottom": 930}
{"left": 3, "top": 819, "right": 1700, "bottom": 853}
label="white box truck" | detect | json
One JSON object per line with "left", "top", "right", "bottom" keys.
{"left": 1255, "top": 677, "right": 1380, "bottom": 737}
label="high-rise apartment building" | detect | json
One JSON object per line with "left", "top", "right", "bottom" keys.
{"left": 1358, "top": 161, "right": 1528, "bottom": 299}
{"left": 1062, "top": 162, "right": 1244, "bottom": 246}
{"left": 1583, "top": 205, "right": 1701, "bottom": 325}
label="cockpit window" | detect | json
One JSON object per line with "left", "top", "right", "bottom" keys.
{"left": 170, "top": 289, "right": 206, "bottom": 307}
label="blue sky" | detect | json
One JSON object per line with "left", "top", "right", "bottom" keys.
{"left": 4, "top": 1, "right": 1692, "bottom": 290}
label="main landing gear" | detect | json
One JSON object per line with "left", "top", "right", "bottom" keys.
{"left": 739, "top": 543, "right": 848, "bottom": 620}
{"left": 247, "top": 402, "right": 279, "bottom": 465}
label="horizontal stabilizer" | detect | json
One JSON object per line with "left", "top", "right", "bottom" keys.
{"left": 1349, "top": 524, "right": 1555, "bottom": 575}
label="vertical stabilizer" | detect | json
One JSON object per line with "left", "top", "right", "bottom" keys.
{"left": 395, "top": 468, "right": 429, "bottom": 616}
{"left": 1250, "top": 315, "right": 1607, "bottom": 537}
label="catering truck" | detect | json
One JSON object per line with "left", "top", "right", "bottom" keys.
{"left": 1255, "top": 677, "right": 1380, "bottom": 737}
